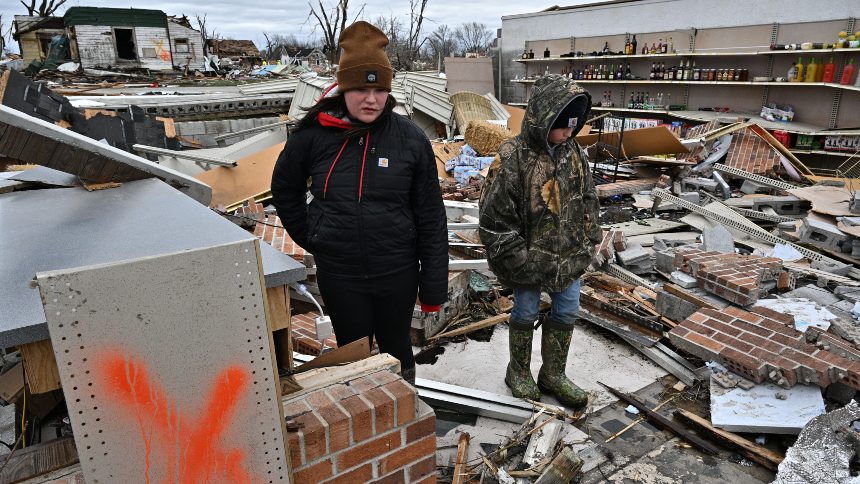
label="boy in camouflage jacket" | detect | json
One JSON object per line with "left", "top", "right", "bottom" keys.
{"left": 479, "top": 74, "right": 602, "bottom": 409}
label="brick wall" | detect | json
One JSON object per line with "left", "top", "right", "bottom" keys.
{"left": 671, "top": 248, "right": 793, "bottom": 306}
{"left": 254, "top": 214, "right": 308, "bottom": 262}
{"left": 293, "top": 311, "right": 339, "bottom": 355}
{"left": 723, "top": 128, "right": 781, "bottom": 175}
{"left": 595, "top": 177, "right": 660, "bottom": 198}
{"left": 669, "top": 305, "right": 860, "bottom": 389}
{"left": 285, "top": 370, "right": 437, "bottom": 483}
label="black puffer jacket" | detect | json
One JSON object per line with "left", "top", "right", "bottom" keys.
{"left": 271, "top": 110, "right": 448, "bottom": 305}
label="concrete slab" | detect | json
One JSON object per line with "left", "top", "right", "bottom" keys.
{"left": 702, "top": 225, "right": 735, "bottom": 253}
{"left": 784, "top": 284, "right": 841, "bottom": 307}
{"left": 0, "top": 179, "right": 306, "bottom": 347}
{"left": 753, "top": 298, "right": 836, "bottom": 331}
{"left": 710, "top": 377, "right": 825, "bottom": 435}
{"left": 670, "top": 271, "right": 698, "bottom": 288}
{"left": 656, "top": 290, "right": 699, "bottom": 322}
{"left": 616, "top": 244, "right": 650, "bottom": 266}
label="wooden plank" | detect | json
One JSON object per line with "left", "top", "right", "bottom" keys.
{"left": 535, "top": 446, "right": 584, "bottom": 484}
{"left": 0, "top": 437, "right": 79, "bottom": 484}
{"left": 18, "top": 339, "right": 62, "bottom": 394}
{"left": 0, "top": 70, "right": 8, "bottom": 105}
{"left": 662, "top": 284, "right": 719, "bottom": 310}
{"left": 0, "top": 362, "right": 24, "bottom": 403}
{"left": 37, "top": 239, "right": 291, "bottom": 483}
{"left": 266, "top": 285, "right": 291, "bottom": 332}
{"left": 674, "top": 409, "right": 784, "bottom": 470}
{"left": 281, "top": 353, "right": 400, "bottom": 399}
{"left": 293, "top": 338, "right": 371, "bottom": 373}
{"left": 428, "top": 313, "right": 510, "bottom": 341}
{"left": 194, "top": 143, "right": 285, "bottom": 208}
{"left": 452, "top": 432, "right": 471, "bottom": 484}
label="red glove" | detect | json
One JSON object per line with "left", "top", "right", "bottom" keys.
{"left": 420, "top": 302, "right": 441, "bottom": 313}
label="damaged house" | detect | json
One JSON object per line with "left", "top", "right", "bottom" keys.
{"left": 13, "top": 7, "right": 205, "bottom": 72}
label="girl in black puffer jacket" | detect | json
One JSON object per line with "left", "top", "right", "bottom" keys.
{"left": 270, "top": 21, "right": 448, "bottom": 384}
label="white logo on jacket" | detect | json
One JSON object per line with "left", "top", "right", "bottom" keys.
{"left": 378, "top": 158, "right": 389, "bottom": 167}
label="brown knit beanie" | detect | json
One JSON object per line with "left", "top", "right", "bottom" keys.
{"left": 337, "top": 21, "right": 393, "bottom": 92}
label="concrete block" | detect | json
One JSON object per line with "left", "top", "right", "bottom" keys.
{"left": 655, "top": 250, "right": 677, "bottom": 273}
{"left": 701, "top": 225, "right": 735, "bottom": 253}
{"left": 740, "top": 179, "right": 771, "bottom": 195}
{"left": 679, "top": 191, "right": 700, "bottom": 204}
{"left": 850, "top": 191, "right": 860, "bottom": 215}
{"left": 616, "top": 243, "right": 649, "bottom": 266}
{"left": 798, "top": 218, "right": 850, "bottom": 251}
{"left": 785, "top": 284, "right": 841, "bottom": 307}
{"left": 710, "top": 378, "right": 825, "bottom": 435}
{"left": 625, "top": 259, "right": 655, "bottom": 275}
{"left": 656, "top": 290, "right": 698, "bottom": 322}
{"left": 681, "top": 177, "right": 718, "bottom": 193}
{"left": 751, "top": 196, "right": 809, "bottom": 215}
{"left": 811, "top": 259, "right": 853, "bottom": 277}
{"left": 176, "top": 120, "right": 206, "bottom": 136}
{"left": 670, "top": 271, "right": 698, "bottom": 288}
{"left": 834, "top": 286, "right": 860, "bottom": 304}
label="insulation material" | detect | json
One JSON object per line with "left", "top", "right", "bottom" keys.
{"left": 788, "top": 185, "right": 854, "bottom": 217}
{"left": 464, "top": 120, "right": 512, "bottom": 156}
{"left": 36, "top": 239, "right": 289, "bottom": 483}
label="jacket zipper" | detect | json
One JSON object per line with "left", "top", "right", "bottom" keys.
{"left": 357, "top": 134, "right": 370, "bottom": 278}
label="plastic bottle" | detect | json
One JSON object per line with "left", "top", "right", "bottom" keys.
{"left": 787, "top": 62, "right": 798, "bottom": 81}
{"left": 841, "top": 59, "right": 856, "bottom": 85}
{"left": 794, "top": 57, "right": 805, "bottom": 82}
{"left": 822, "top": 57, "right": 837, "bottom": 83}
{"left": 804, "top": 58, "right": 817, "bottom": 82}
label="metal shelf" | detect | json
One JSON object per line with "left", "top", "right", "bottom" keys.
{"left": 591, "top": 106, "right": 670, "bottom": 114}
{"left": 514, "top": 78, "right": 860, "bottom": 92}
{"left": 508, "top": 102, "right": 528, "bottom": 107}
{"left": 512, "top": 47, "right": 860, "bottom": 63}
{"left": 789, "top": 149, "right": 860, "bottom": 157}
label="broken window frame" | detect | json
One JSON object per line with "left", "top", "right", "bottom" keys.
{"left": 174, "top": 38, "right": 190, "bottom": 54}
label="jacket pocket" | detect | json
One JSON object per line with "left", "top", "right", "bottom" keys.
{"left": 306, "top": 204, "right": 325, "bottom": 252}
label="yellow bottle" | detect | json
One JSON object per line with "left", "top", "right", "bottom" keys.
{"left": 794, "top": 57, "right": 805, "bottom": 82}
{"left": 804, "top": 58, "right": 817, "bottom": 82}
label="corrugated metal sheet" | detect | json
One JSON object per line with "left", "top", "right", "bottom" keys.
{"left": 483, "top": 93, "right": 511, "bottom": 121}
{"left": 64, "top": 7, "right": 167, "bottom": 28}
{"left": 395, "top": 71, "right": 448, "bottom": 92}
{"left": 410, "top": 84, "right": 453, "bottom": 125}
{"left": 238, "top": 78, "right": 299, "bottom": 95}
{"left": 287, "top": 77, "right": 334, "bottom": 120}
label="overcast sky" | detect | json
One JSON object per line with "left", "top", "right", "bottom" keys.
{"left": 2, "top": 0, "right": 544, "bottom": 49}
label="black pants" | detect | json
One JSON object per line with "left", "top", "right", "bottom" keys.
{"left": 316, "top": 268, "right": 418, "bottom": 371}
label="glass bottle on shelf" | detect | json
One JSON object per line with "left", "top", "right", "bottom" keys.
{"left": 657, "top": 38, "right": 663, "bottom": 53}
{"left": 528, "top": 49, "right": 534, "bottom": 59}
{"left": 650, "top": 42, "right": 657, "bottom": 54}
{"left": 668, "top": 36, "right": 674, "bottom": 53}
{"left": 642, "top": 44, "right": 648, "bottom": 55}
{"left": 631, "top": 35, "right": 638, "bottom": 55}
{"left": 628, "top": 92, "right": 635, "bottom": 109}
{"left": 521, "top": 49, "right": 529, "bottom": 60}
{"left": 544, "top": 47, "right": 550, "bottom": 58}
{"left": 603, "top": 42, "right": 611, "bottom": 54}
{"left": 794, "top": 57, "right": 805, "bottom": 82}
{"left": 649, "top": 62, "right": 656, "bottom": 79}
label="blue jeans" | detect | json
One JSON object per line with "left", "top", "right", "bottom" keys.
{"left": 511, "top": 279, "right": 581, "bottom": 327}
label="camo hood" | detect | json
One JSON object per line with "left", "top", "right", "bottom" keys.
{"left": 524, "top": 75, "right": 591, "bottom": 154}
{"left": 479, "top": 75, "right": 601, "bottom": 292}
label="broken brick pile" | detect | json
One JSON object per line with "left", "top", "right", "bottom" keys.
{"left": 723, "top": 127, "right": 782, "bottom": 175}
{"left": 671, "top": 248, "right": 795, "bottom": 306}
{"left": 592, "top": 229, "right": 627, "bottom": 268}
{"left": 284, "top": 370, "right": 436, "bottom": 483}
{"left": 293, "top": 312, "right": 339, "bottom": 355}
{"left": 669, "top": 305, "right": 860, "bottom": 389}
{"left": 595, "top": 177, "right": 660, "bottom": 198}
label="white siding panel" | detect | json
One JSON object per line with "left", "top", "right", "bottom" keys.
{"left": 134, "top": 27, "right": 173, "bottom": 71}
{"left": 74, "top": 25, "right": 116, "bottom": 68}
{"left": 167, "top": 23, "right": 205, "bottom": 69}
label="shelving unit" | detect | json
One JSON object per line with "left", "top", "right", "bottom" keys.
{"left": 508, "top": 18, "right": 859, "bottom": 143}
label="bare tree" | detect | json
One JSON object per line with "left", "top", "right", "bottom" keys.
{"left": 425, "top": 24, "right": 456, "bottom": 70}
{"left": 306, "top": 0, "right": 365, "bottom": 63}
{"left": 402, "top": 0, "right": 429, "bottom": 69}
{"left": 454, "top": 21, "right": 492, "bottom": 56}
{"left": 19, "top": 0, "right": 67, "bottom": 16}
{"left": 195, "top": 14, "right": 220, "bottom": 56}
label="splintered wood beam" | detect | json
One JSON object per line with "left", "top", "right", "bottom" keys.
{"left": 534, "top": 446, "right": 584, "bottom": 484}
{"left": 674, "top": 409, "right": 784, "bottom": 470}
{"left": 598, "top": 382, "right": 719, "bottom": 455}
{"left": 427, "top": 313, "right": 510, "bottom": 341}
{"left": 452, "top": 432, "right": 471, "bottom": 484}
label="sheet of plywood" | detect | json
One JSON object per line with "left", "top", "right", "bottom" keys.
{"left": 194, "top": 142, "right": 285, "bottom": 208}
{"left": 19, "top": 339, "right": 62, "bottom": 394}
{"left": 577, "top": 126, "right": 689, "bottom": 158}
{"left": 36, "top": 239, "right": 290, "bottom": 483}
{"left": 788, "top": 185, "right": 854, "bottom": 216}
{"left": 504, "top": 105, "right": 525, "bottom": 134}
{"left": 0, "top": 437, "right": 78, "bottom": 483}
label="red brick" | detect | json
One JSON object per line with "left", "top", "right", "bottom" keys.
{"left": 704, "top": 318, "right": 741, "bottom": 337}
{"left": 686, "top": 312, "right": 709, "bottom": 326}
{"left": 718, "top": 347, "right": 766, "bottom": 382}
{"left": 295, "top": 410, "right": 328, "bottom": 463}
{"left": 749, "top": 306, "right": 795, "bottom": 325}
{"left": 284, "top": 399, "right": 312, "bottom": 419}
{"left": 777, "top": 271, "right": 795, "bottom": 292}
{"left": 711, "top": 332, "right": 754, "bottom": 354}
{"left": 406, "top": 413, "right": 436, "bottom": 444}
{"left": 373, "top": 469, "right": 406, "bottom": 484}
{"left": 294, "top": 458, "right": 334, "bottom": 483}
{"left": 770, "top": 332, "right": 810, "bottom": 351}
{"left": 383, "top": 380, "right": 417, "bottom": 425}
{"left": 336, "top": 429, "right": 402, "bottom": 471}
{"left": 370, "top": 370, "right": 402, "bottom": 386}
{"left": 287, "top": 432, "right": 302, "bottom": 468}
{"left": 326, "top": 383, "right": 359, "bottom": 402}
{"left": 323, "top": 463, "right": 374, "bottom": 484}
{"left": 683, "top": 331, "right": 727, "bottom": 357}
{"left": 756, "top": 317, "right": 798, "bottom": 336}
{"left": 681, "top": 320, "right": 715, "bottom": 336}
{"left": 379, "top": 435, "right": 437, "bottom": 475}
{"left": 318, "top": 400, "right": 351, "bottom": 452}
{"left": 341, "top": 394, "right": 374, "bottom": 443}
{"left": 730, "top": 319, "right": 772, "bottom": 338}
{"left": 409, "top": 456, "right": 437, "bottom": 481}
{"left": 365, "top": 387, "right": 395, "bottom": 433}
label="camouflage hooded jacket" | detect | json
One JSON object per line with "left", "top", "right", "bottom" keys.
{"left": 479, "top": 75, "right": 602, "bottom": 292}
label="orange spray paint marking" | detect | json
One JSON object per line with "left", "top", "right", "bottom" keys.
{"left": 98, "top": 350, "right": 261, "bottom": 483}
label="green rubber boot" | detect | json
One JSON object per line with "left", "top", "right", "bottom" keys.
{"left": 538, "top": 319, "right": 588, "bottom": 409}
{"left": 505, "top": 319, "right": 542, "bottom": 401}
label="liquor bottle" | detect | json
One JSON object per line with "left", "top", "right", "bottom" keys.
{"left": 544, "top": 47, "right": 550, "bottom": 58}
{"left": 650, "top": 43, "right": 657, "bottom": 54}
{"left": 657, "top": 38, "right": 663, "bottom": 53}
{"left": 668, "top": 36, "right": 674, "bottom": 53}
{"left": 841, "top": 59, "right": 857, "bottom": 85}
{"left": 804, "top": 57, "right": 817, "bottom": 82}
{"left": 625, "top": 63, "right": 632, "bottom": 79}
{"left": 644, "top": 91, "right": 650, "bottom": 107}
{"left": 528, "top": 49, "right": 534, "bottom": 59}
{"left": 642, "top": 44, "right": 648, "bottom": 55}
{"left": 631, "top": 35, "right": 638, "bottom": 55}
{"left": 521, "top": 49, "right": 529, "bottom": 60}
{"left": 787, "top": 61, "right": 798, "bottom": 81}
{"left": 794, "top": 57, "right": 805, "bottom": 81}
{"left": 603, "top": 42, "right": 611, "bottom": 54}
{"left": 609, "top": 64, "right": 615, "bottom": 80}
{"left": 624, "top": 35, "right": 631, "bottom": 55}
{"left": 617, "top": 64, "right": 623, "bottom": 79}
{"left": 660, "top": 62, "right": 665, "bottom": 79}
{"left": 822, "top": 57, "right": 837, "bottom": 83}
{"left": 649, "top": 63, "right": 656, "bottom": 79}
